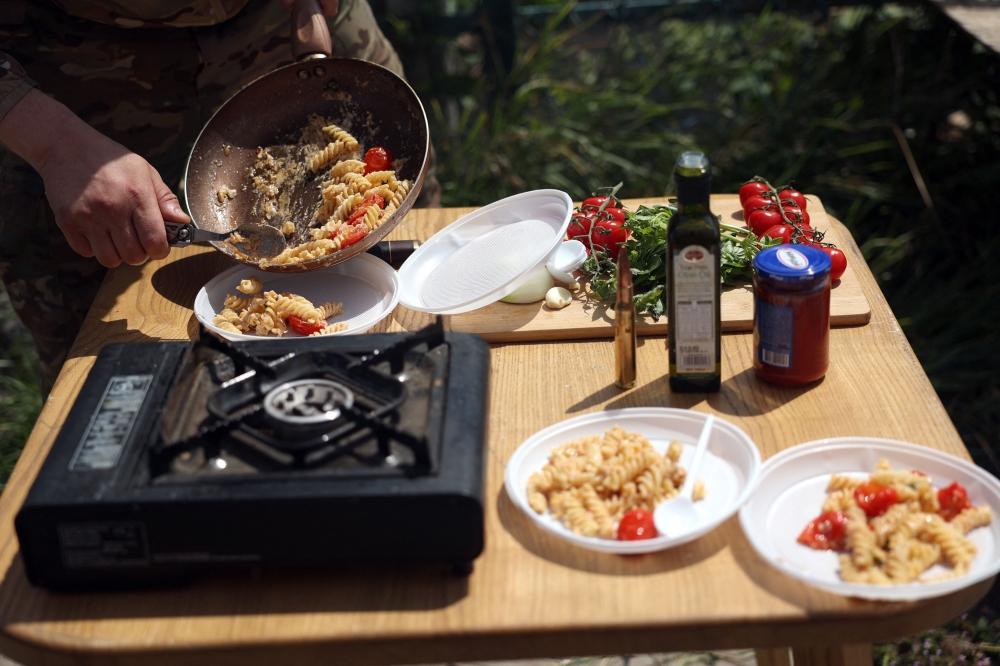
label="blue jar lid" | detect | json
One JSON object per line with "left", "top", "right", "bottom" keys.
{"left": 753, "top": 245, "right": 831, "bottom": 283}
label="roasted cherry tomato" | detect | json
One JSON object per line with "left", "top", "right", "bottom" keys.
{"left": 288, "top": 314, "right": 326, "bottom": 336}
{"left": 762, "top": 224, "right": 793, "bottom": 244}
{"left": 347, "top": 204, "right": 373, "bottom": 226}
{"left": 739, "top": 181, "right": 771, "bottom": 207}
{"left": 617, "top": 509, "right": 658, "bottom": 540}
{"left": 747, "top": 208, "right": 783, "bottom": 237}
{"left": 797, "top": 510, "right": 849, "bottom": 550}
{"left": 854, "top": 480, "right": 899, "bottom": 518}
{"left": 938, "top": 482, "right": 972, "bottom": 521}
{"left": 362, "top": 193, "right": 385, "bottom": 209}
{"left": 743, "top": 194, "right": 774, "bottom": 218}
{"left": 363, "top": 146, "right": 393, "bottom": 174}
{"left": 592, "top": 218, "right": 629, "bottom": 259}
{"left": 779, "top": 188, "right": 807, "bottom": 210}
{"left": 820, "top": 246, "right": 847, "bottom": 281}
{"left": 339, "top": 226, "right": 369, "bottom": 248}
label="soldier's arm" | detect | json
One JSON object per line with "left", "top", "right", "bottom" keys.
{"left": 0, "top": 51, "right": 189, "bottom": 268}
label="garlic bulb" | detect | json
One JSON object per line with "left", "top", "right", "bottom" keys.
{"left": 544, "top": 287, "right": 573, "bottom": 309}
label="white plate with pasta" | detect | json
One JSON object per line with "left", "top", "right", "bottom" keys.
{"left": 504, "top": 408, "right": 761, "bottom": 554}
{"left": 739, "top": 437, "right": 1000, "bottom": 601}
{"left": 194, "top": 253, "right": 399, "bottom": 341}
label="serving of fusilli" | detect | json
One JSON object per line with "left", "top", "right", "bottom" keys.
{"left": 799, "top": 460, "right": 993, "bottom": 585}
{"left": 526, "top": 427, "right": 704, "bottom": 540}
{"left": 211, "top": 275, "right": 348, "bottom": 338}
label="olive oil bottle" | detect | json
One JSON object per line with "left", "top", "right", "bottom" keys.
{"left": 667, "top": 151, "right": 721, "bottom": 392}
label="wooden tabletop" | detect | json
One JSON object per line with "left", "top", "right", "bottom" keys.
{"left": 0, "top": 197, "right": 986, "bottom": 666}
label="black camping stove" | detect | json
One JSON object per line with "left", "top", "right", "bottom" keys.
{"left": 15, "top": 321, "right": 490, "bottom": 591}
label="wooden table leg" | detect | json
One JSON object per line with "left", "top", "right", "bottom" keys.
{"left": 790, "top": 643, "right": 873, "bottom": 665}
{"left": 755, "top": 647, "right": 792, "bottom": 666}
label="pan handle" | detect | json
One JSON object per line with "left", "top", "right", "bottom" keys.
{"left": 291, "top": 0, "right": 333, "bottom": 61}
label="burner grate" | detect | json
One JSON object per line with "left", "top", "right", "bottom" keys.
{"left": 147, "top": 321, "right": 448, "bottom": 479}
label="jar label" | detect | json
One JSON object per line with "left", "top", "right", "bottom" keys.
{"left": 756, "top": 300, "right": 793, "bottom": 368}
{"left": 673, "top": 245, "right": 715, "bottom": 373}
{"left": 775, "top": 248, "right": 809, "bottom": 269}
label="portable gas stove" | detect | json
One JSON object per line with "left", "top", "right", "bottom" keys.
{"left": 15, "top": 321, "right": 490, "bottom": 591}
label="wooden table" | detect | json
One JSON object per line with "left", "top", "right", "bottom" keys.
{"left": 0, "top": 197, "right": 987, "bottom": 666}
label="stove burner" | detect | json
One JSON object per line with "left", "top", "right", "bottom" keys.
{"left": 264, "top": 379, "right": 354, "bottom": 426}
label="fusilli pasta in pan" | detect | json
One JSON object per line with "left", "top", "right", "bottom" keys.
{"left": 236, "top": 118, "right": 414, "bottom": 267}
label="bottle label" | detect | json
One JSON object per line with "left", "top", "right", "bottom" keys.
{"left": 673, "top": 245, "right": 716, "bottom": 373}
{"left": 756, "top": 300, "right": 793, "bottom": 368}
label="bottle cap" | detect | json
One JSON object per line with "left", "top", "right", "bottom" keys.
{"left": 753, "top": 245, "right": 831, "bottom": 283}
{"left": 675, "top": 151, "right": 710, "bottom": 178}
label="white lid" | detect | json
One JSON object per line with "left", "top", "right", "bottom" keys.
{"left": 398, "top": 190, "right": 573, "bottom": 314}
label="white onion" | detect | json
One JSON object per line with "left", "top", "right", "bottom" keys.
{"left": 500, "top": 266, "right": 555, "bottom": 304}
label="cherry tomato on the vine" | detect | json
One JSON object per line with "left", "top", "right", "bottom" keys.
{"left": 762, "top": 224, "right": 793, "bottom": 244}
{"left": 854, "top": 480, "right": 899, "bottom": 518}
{"left": 747, "top": 209, "right": 783, "bottom": 237}
{"left": 743, "top": 194, "right": 774, "bottom": 219}
{"left": 739, "top": 181, "right": 771, "bottom": 207}
{"left": 617, "top": 509, "right": 658, "bottom": 540}
{"left": 779, "top": 189, "right": 807, "bottom": 210}
{"left": 797, "top": 510, "right": 848, "bottom": 551}
{"left": 592, "top": 218, "right": 629, "bottom": 259}
{"left": 567, "top": 211, "right": 596, "bottom": 251}
{"left": 821, "top": 246, "right": 847, "bottom": 281}
{"left": 938, "top": 482, "right": 972, "bottom": 521}
{"left": 600, "top": 207, "right": 627, "bottom": 224}
{"left": 288, "top": 315, "right": 326, "bottom": 336}
{"left": 363, "top": 146, "right": 393, "bottom": 174}
{"left": 781, "top": 205, "right": 810, "bottom": 228}
{"left": 581, "top": 195, "right": 619, "bottom": 211}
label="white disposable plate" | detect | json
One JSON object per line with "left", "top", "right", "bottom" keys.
{"left": 504, "top": 408, "right": 761, "bottom": 554}
{"left": 194, "top": 254, "right": 399, "bottom": 341}
{"left": 397, "top": 189, "right": 573, "bottom": 314}
{"left": 739, "top": 437, "right": 1000, "bottom": 601}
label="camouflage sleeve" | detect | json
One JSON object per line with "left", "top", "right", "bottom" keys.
{"left": 0, "top": 51, "right": 38, "bottom": 124}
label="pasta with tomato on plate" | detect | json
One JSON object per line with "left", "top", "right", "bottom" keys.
{"left": 798, "top": 460, "right": 993, "bottom": 584}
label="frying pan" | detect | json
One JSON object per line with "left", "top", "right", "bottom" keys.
{"left": 183, "top": 0, "right": 429, "bottom": 273}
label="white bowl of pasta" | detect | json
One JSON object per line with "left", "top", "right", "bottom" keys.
{"left": 194, "top": 254, "right": 399, "bottom": 341}
{"left": 739, "top": 437, "right": 1000, "bottom": 601}
{"left": 503, "top": 408, "right": 761, "bottom": 554}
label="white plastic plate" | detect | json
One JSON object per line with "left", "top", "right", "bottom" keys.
{"left": 504, "top": 408, "right": 761, "bottom": 554}
{"left": 397, "top": 189, "right": 573, "bottom": 314}
{"left": 739, "top": 437, "right": 1000, "bottom": 601}
{"left": 194, "top": 253, "right": 399, "bottom": 341}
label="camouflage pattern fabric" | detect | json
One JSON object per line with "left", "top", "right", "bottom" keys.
{"left": 49, "top": 0, "right": 253, "bottom": 28}
{"left": 0, "top": 0, "right": 437, "bottom": 394}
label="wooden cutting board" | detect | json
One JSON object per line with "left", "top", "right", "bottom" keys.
{"left": 444, "top": 194, "right": 870, "bottom": 342}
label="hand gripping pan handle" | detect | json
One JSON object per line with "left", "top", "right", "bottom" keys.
{"left": 291, "top": 0, "right": 333, "bottom": 61}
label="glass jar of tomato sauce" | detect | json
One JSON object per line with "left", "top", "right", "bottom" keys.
{"left": 752, "top": 245, "right": 831, "bottom": 385}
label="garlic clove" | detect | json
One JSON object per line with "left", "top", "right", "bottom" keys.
{"left": 544, "top": 286, "right": 573, "bottom": 309}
